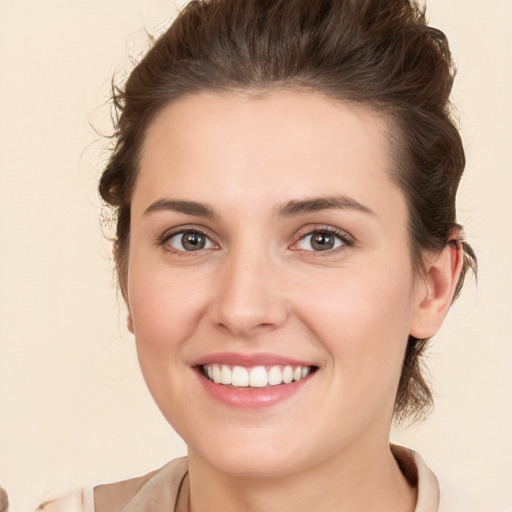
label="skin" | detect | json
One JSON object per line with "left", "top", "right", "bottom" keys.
{"left": 123, "top": 90, "right": 462, "bottom": 512}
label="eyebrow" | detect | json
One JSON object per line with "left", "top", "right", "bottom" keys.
{"left": 277, "top": 195, "right": 375, "bottom": 217}
{"left": 142, "top": 194, "right": 375, "bottom": 219}
{"left": 143, "top": 199, "right": 217, "bottom": 218}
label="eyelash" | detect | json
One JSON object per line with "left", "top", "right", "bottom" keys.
{"left": 157, "top": 225, "right": 354, "bottom": 255}
{"left": 157, "top": 226, "right": 217, "bottom": 255}
{"left": 292, "top": 226, "right": 354, "bottom": 254}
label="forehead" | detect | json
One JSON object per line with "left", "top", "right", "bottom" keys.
{"left": 135, "top": 90, "right": 401, "bottom": 218}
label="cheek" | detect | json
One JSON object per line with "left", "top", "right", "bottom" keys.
{"left": 295, "top": 262, "right": 415, "bottom": 389}
{"left": 127, "top": 258, "right": 211, "bottom": 357}
{"left": 126, "top": 259, "right": 215, "bottom": 425}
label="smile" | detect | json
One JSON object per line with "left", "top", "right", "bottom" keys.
{"left": 202, "top": 364, "right": 313, "bottom": 388}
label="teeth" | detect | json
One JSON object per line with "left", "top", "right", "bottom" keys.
{"left": 221, "top": 365, "right": 232, "bottom": 385}
{"left": 232, "top": 366, "right": 249, "bottom": 387}
{"left": 268, "top": 365, "right": 283, "bottom": 386}
{"left": 212, "top": 364, "right": 221, "bottom": 384}
{"left": 282, "top": 365, "right": 293, "bottom": 383}
{"left": 249, "top": 366, "right": 268, "bottom": 387}
{"left": 203, "top": 364, "right": 312, "bottom": 388}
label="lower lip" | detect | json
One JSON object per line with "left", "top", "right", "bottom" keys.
{"left": 196, "top": 370, "right": 313, "bottom": 409}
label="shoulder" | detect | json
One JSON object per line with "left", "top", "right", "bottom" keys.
{"left": 391, "top": 444, "right": 440, "bottom": 511}
{"left": 36, "top": 457, "right": 188, "bottom": 512}
{"left": 35, "top": 488, "right": 93, "bottom": 512}
{"left": 392, "top": 444, "right": 508, "bottom": 512}
{"left": 438, "top": 478, "right": 511, "bottom": 512}
{"left": 94, "top": 457, "right": 188, "bottom": 512}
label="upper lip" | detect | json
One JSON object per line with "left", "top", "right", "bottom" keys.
{"left": 191, "top": 352, "right": 317, "bottom": 368}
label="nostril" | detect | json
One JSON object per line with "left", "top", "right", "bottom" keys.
{"left": 215, "top": 319, "right": 280, "bottom": 337}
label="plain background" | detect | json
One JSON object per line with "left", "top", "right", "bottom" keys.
{"left": 0, "top": 0, "right": 511, "bottom": 510}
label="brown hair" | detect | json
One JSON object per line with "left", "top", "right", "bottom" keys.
{"left": 99, "top": 0, "right": 477, "bottom": 423}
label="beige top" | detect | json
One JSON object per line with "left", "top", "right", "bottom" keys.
{"left": 36, "top": 446, "right": 485, "bottom": 512}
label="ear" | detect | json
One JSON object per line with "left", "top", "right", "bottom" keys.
{"left": 113, "top": 242, "right": 134, "bottom": 334}
{"left": 126, "top": 311, "right": 134, "bottom": 334}
{"left": 409, "top": 240, "right": 464, "bottom": 339}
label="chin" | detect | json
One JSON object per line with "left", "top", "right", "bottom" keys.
{"left": 206, "top": 451, "right": 307, "bottom": 479}
{"left": 187, "top": 429, "right": 315, "bottom": 478}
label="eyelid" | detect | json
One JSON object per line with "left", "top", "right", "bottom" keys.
{"left": 289, "top": 225, "right": 355, "bottom": 252}
{"left": 157, "top": 225, "right": 219, "bottom": 252}
{"left": 156, "top": 223, "right": 354, "bottom": 255}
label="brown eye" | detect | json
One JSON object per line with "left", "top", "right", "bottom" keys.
{"left": 167, "top": 231, "right": 214, "bottom": 252}
{"left": 311, "top": 233, "right": 335, "bottom": 251}
{"left": 297, "top": 231, "right": 346, "bottom": 252}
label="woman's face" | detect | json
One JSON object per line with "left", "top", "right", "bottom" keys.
{"left": 127, "top": 90, "right": 425, "bottom": 476}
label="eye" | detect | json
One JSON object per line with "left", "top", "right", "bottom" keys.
{"left": 296, "top": 229, "right": 349, "bottom": 252}
{"left": 166, "top": 230, "right": 216, "bottom": 252}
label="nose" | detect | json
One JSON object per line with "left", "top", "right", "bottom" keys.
{"left": 207, "top": 243, "right": 289, "bottom": 337}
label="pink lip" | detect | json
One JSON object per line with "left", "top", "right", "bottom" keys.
{"left": 192, "top": 352, "right": 317, "bottom": 410}
{"left": 196, "top": 370, "right": 314, "bottom": 409}
{"left": 192, "top": 352, "right": 315, "bottom": 368}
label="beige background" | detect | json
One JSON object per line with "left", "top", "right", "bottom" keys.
{"left": 0, "top": 0, "right": 511, "bottom": 510}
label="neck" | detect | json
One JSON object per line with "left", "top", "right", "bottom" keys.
{"left": 183, "top": 439, "right": 417, "bottom": 512}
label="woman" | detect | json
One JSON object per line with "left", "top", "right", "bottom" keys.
{"left": 39, "top": 0, "right": 478, "bottom": 510}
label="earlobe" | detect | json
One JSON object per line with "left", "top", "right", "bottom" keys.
{"left": 410, "top": 240, "right": 464, "bottom": 339}
{"left": 113, "top": 242, "right": 134, "bottom": 334}
{"left": 127, "top": 312, "right": 134, "bottom": 334}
